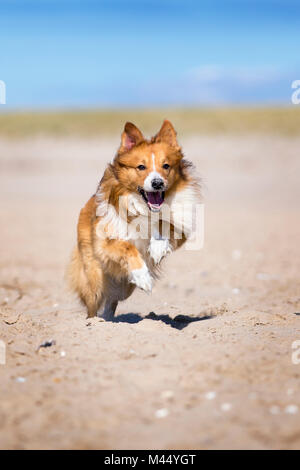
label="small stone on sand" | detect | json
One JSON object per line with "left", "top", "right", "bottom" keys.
{"left": 161, "top": 390, "right": 174, "bottom": 400}
{"left": 155, "top": 408, "right": 169, "bottom": 419}
{"left": 285, "top": 405, "right": 298, "bottom": 415}
{"left": 37, "top": 339, "right": 56, "bottom": 351}
{"left": 16, "top": 377, "right": 26, "bottom": 383}
{"left": 221, "top": 403, "right": 232, "bottom": 412}
{"left": 205, "top": 391, "right": 216, "bottom": 400}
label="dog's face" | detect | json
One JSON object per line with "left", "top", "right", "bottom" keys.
{"left": 114, "top": 120, "right": 183, "bottom": 212}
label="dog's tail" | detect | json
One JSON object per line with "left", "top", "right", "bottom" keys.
{"left": 66, "top": 195, "right": 104, "bottom": 317}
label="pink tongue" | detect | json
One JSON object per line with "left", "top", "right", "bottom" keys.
{"left": 146, "top": 191, "right": 164, "bottom": 206}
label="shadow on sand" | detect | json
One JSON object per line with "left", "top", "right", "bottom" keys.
{"left": 111, "top": 311, "right": 213, "bottom": 330}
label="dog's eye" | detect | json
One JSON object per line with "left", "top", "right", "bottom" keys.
{"left": 137, "top": 164, "right": 146, "bottom": 171}
{"left": 163, "top": 163, "right": 170, "bottom": 170}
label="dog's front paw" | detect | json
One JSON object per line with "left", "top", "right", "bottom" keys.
{"left": 148, "top": 238, "right": 172, "bottom": 265}
{"left": 129, "top": 263, "right": 153, "bottom": 292}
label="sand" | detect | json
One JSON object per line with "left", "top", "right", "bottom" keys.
{"left": 0, "top": 134, "right": 299, "bottom": 449}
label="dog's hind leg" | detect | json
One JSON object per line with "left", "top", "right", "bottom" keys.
{"left": 97, "top": 298, "right": 118, "bottom": 321}
{"left": 97, "top": 277, "right": 135, "bottom": 321}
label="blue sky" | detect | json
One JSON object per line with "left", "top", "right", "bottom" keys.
{"left": 1, "top": 0, "right": 300, "bottom": 108}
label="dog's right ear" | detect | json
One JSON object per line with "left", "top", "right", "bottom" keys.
{"left": 119, "top": 122, "right": 145, "bottom": 154}
{"left": 154, "top": 120, "right": 180, "bottom": 150}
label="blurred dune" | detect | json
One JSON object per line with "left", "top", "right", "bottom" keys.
{"left": 0, "top": 108, "right": 300, "bottom": 138}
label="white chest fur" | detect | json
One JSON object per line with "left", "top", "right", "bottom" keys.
{"left": 96, "top": 184, "right": 199, "bottom": 262}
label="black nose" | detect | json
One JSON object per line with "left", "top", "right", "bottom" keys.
{"left": 151, "top": 178, "right": 164, "bottom": 190}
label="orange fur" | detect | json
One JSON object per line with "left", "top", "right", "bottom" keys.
{"left": 67, "top": 120, "right": 201, "bottom": 320}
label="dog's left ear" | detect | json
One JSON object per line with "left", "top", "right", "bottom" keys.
{"left": 155, "top": 120, "right": 180, "bottom": 150}
{"left": 119, "top": 122, "right": 145, "bottom": 154}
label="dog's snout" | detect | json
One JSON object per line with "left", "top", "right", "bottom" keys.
{"left": 151, "top": 178, "right": 164, "bottom": 190}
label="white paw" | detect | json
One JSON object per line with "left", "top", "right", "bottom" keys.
{"left": 148, "top": 237, "right": 172, "bottom": 265}
{"left": 129, "top": 263, "right": 153, "bottom": 292}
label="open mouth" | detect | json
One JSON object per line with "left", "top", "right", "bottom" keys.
{"left": 138, "top": 187, "right": 165, "bottom": 212}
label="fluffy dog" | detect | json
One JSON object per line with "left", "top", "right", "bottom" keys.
{"left": 67, "top": 120, "right": 201, "bottom": 319}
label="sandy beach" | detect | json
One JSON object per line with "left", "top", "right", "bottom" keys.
{"left": 0, "top": 133, "right": 299, "bottom": 449}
